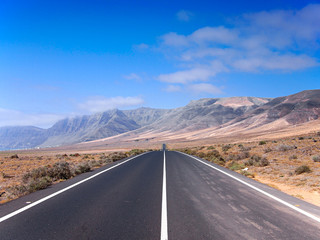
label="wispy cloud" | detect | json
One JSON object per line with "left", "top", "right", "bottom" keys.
{"left": 78, "top": 96, "right": 144, "bottom": 113}
{"left": 157, "top": 4, "right": 320, "bottom": 86}
{"left": 176, "top": 10, "right": 193, "bottom": 22}
{"left": 158, "top": 68, "right": 215, "bottom": 84}
{"left": 164, "top": 85, "right": 181, "bottom": 92}
{"left": 188, "top": 83, "right": 223, "bottom": 95}
{"left": 123, "top": 73, "right": 142, "bottom": 81}
{"left": 0, "top": 108, "right": 65, "bottom": 128}
{"left": 133, "top": 43, "right": 149, "bottom": 50}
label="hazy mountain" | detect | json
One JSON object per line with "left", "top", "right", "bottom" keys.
{"left": 0, "top": 108, "right": 167, "bottom": 150}
{"left": 0, "top": 90, "right": 319, "bottom": 150}
{"left": 0, "top": 126, "right": 47, "bottom": 150}
{"left": 40, "top": 109, "right": 141, "bottom": 147}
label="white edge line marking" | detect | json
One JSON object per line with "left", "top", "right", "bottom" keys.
{"left": 178, "top": 151, "right": 320, "bottom": 224}
{"left": 0, "top": 152, "right": 148, "bottom": 223}
{"left": 161, "top": 150, "right": 168, "bottom": 240}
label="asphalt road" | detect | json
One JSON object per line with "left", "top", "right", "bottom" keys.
{"left": 1, "top": 150, "right": 320, "bottom": 239}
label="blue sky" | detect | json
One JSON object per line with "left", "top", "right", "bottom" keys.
{"left": 1, "top": 0, "right": 320, "bottom": 128}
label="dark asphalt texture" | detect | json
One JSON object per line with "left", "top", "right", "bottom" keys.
{"left": 1, "top": 150, "right": 320, "bottom": 239}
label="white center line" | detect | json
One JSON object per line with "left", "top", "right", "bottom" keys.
{"left": 0, "top": 152, "right": 148, "bottom": 223}
{"left": 161, "top": 150, "right": 168, "bottom": 240}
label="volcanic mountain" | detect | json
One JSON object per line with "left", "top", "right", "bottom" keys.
{"left": 0, "top": 90, "right": 319, "bottom": 150}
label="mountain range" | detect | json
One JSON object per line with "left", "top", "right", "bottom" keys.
{"left": 0, "top": 90, "right": 319, "bottom": 150}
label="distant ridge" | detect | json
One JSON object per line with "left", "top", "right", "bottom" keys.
{"left": 0, "top": 90, "right": 319, "bottom": 150}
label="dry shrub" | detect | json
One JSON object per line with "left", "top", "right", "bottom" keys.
{"left": 295, "top": 165, "right": 311, "bottom": 175}
{"left": 222, "top": 144, "right": 232, "bottom": 152}
{"left": 228, "top": 161, "right": 245, "bottom": 171}
{"left": 289, "top": 155, "right": 298, "bottom": 160}
{"left": 264, "top": 147, "right": 272, "bottom": 153}
{"left": 108, "top": 152, "right": 128, "bottom": 162}
{"left": 275, "top": 144, "right": 296, "bottom": 152}
{"left": 226, "top": 151, "right": 250, "bottom": 161}
{"left": 312, "top": 155, "right": 320, "bottom": 162}
{"left": 74, "top": 162, "right": 91, "bottom": 175}
{"left": 245, "top": 155, "right": 269, "bottom": 167}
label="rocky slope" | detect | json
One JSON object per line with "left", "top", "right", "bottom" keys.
{"left": 1, "top": 90, "right": 319, "bottom": 150}
{"left": 228, "top": 90, "right": 320, "bottom": 129}
{"left": 137, "top": 97, "right": 270, "bottom": 132}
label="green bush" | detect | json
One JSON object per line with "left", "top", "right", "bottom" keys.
{"left": 259, "top": 141, "right": 266, "bottom": 145}
{"left": 228, "top": 161, "right": 244, "bottom": 171}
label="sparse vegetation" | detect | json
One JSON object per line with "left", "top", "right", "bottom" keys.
{"left": 295, "top": 165, "right": 311, "bottom": 175}
{"left": 228, "top": 161, "right": 245, "bottom": 171}
{"left": 246, "top": 155, "right": 269, "bottom": 167}
{"left": 275, "top": 144, "right": 296, "bottom": 151}
{"left": 171, "top": 133, "right": 320, "bottom": 206}
{"left": 312, "top": 155, "right": 320, "bottom": 162}
{"left": 264, "top": 147, "right": 272, "bottom": 153}
{"left": 10, "top": 154, "right": 19, "bottom": 159}
{"left": 0, "top": 149, "right": 148, "bottom": 203}
{"left": 240, "top": 170, "right": 255, "bottom": 178}
{"left": 289, "top": 155, "right": 298, "bottom": 160}
{"left": 222, "top": 144, "right": 232, "bottom": 152}
{"left": 259, "top": 141, "right": 266, "bottom": 145}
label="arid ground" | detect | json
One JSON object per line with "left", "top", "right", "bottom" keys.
{"left": 1, "top": 129, "right": 320, "bottom": 207}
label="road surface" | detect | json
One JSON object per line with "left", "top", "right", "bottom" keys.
{"left": 0, "top": 150, "right": 320, "bottom": 239}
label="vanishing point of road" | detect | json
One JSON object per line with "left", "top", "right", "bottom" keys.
{"left": 1, "top": 150, "right": 320, "bottom": 239}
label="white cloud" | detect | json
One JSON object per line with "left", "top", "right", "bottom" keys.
{"left": 161, "top": 32, "right": 189, "bottom": 47}
{"left": 242, "top": 4, "right": 320, "bottom": 47}
{"left": 233, "top": 54, "right": 318, "bottom": 72}
{"left": 188, "top": 83, "right": 223, "bottom": 95}
{"left": 0, "top": 108, "right": 65, "bottom": 128}
{"left": 158, "top": 68, "right": 215, "bottom": 84}
{"left": 190, "top": 26, "right": 238, "bottom": 45}
{"left": 158, "top": 4, "right": 320, "bottom": 75}
{"left": 123, "top": 73, "right": 142, "bottom": 81}
{"left": 133, "top": 43, "right": 149, "bottom": 50}
{"left": 177, "top": 10, "right": 193, "bottom": 22}
{"left": 164, "top": 85, "right": 181, "bottom": 92}
{"left": 78, "top": 96, "right": 144, "bottom": 113}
